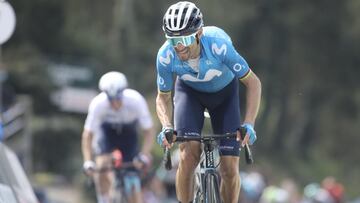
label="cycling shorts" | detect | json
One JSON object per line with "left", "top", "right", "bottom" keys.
{"left": 94, "top": 121, "right": 139, "bottom": 162}
{"left": 174, "top": 78, "right": 241, "bottom": 156}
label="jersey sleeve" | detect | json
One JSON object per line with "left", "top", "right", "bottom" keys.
{"left": 218, "top": 38, "right": 251, "bottom": 79}
{"left": 135, "top": 94, "right": 153, "bottom": 130}
{"left": 84, "top": 98, "right": 102, "bottom": 132}
{"left": 156, "top": 48, "right": 175, "bottom": 92}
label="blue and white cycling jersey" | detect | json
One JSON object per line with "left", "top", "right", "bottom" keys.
{"left": 84, "top": 89, "right": 153, "bottom": 137}
{"left": 156, "top": 26, "right": 251, "bottom": 93}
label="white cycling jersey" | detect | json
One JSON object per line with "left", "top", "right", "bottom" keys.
{"left": 84, "top": 89, "right": 153, "bottom": 137}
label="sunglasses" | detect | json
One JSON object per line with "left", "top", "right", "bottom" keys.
{"left": 166, "top": 33, "right": 197, "bottom": 47}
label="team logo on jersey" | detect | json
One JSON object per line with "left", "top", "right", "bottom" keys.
{"left": 159, "top": 50, "right": 174, "bottom": 66}
{"left": 205, "top": 60, "right": 212, "bottom": 65}
{"left": 233, "top": 63, "right": 244, "bottom": 72}
{"left": 212, "top": 43, "right": 227, "bottom": 56}
{"left": 181, "top": 69, "right": 222, "bottom": 82}
{"left": 158, "top": 76, "right": 165, "bottom": 85}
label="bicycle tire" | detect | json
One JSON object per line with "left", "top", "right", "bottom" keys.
{"left": 112, "top": 191, "right": 123, "bottom": 203}
{"left": 193, "top": 172, "right": 203, "bottom": 203}
{"left": 112, "top": 173, "right": 128, "bottom": 203}
{"left": 112, "top": 186, "right": 127, "bottom": 203}
{"left": 204, "top": 173, "right": 221, "bottom": 203}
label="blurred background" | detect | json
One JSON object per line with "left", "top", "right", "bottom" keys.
{"left": 0, "top": 0, "right": 359, "bottom": 202}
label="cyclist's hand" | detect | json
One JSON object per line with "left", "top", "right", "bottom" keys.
{"left": 133, "top": 153, "right": 152, "bottom": 170}
{"left": 83, "top": 160, "right": 96, "bottom": 176}
{"left": 157, "top": 127, "right": 175, "bottom": 148}
{"left": 239, "top": 123, "right": 257, "bottom": 146}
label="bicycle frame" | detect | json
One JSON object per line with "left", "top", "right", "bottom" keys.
{"left": 194, "top": 136, "right": 222, "bottom": 203}
{"left": 112, "top": 168, "right": 128, "bottom": 203}
{"left": 174, "top": 133, "right": 237, "bottom": 203}
{"left": 163, "top": 128, "right": 254, "bottom": 203}
{"left": 112, "top": 165, "right": 139, "bottom": 203}
{"left": 95, "top": 161, "right": 139, "bottom": 203}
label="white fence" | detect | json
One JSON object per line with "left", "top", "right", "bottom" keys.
{"left": 1, "top": 95, "right": 33, "bottom": 173}
{"left": 0, "top": 143, "right": 38, "bottom": 203}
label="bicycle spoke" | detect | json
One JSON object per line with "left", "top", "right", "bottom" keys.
{"left": 205, "top": 174, "right": 221, "bottom": 203}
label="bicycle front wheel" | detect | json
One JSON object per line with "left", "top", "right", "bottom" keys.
{"left": 193, "top": 172, "right": 203, "bottom": 203}
{"left": 112, "top": 188, "right": 127, "bottom": 203}
{"left": 204, "top": 174, "right": 221, "bottom": 203}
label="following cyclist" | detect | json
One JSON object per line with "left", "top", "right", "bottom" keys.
{"left": 155, "top": 2, "right": 262, "bottom": 203}
{"left": 81, "top": 71, "right": 155, "bottom": 203}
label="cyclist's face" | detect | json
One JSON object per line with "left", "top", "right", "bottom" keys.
{"left": 169, "top": 29, "right": 202, "bottom": 61}
{"left": 174, "top": 37, "right": 200, "bottom": 61}
{"left": 110, "top": 99, "right": 122, "bottom": 110}
{"left": 174, "top": 43, "right": 191, "bottom": 61}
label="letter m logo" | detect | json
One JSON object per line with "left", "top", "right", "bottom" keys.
{"left": 212, "top": 43, "right": 227, "bottom": 56}
{"left": 159, "top": 50, "right": 174, "bottom": 66}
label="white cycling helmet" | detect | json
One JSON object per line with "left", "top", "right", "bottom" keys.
{"left": 163, "top": 1, "right": 203, "bottom": 37}
{"left": 98, "top": 71, "right": 128, "bottom": 100}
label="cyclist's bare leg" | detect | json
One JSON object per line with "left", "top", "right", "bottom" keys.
{"left": 176, "top": 141, "right": 201, "bottom": 202}
{"left": 127, "top": 189, "right": 142, "bottom": 203}
{"left": 219, "top": 156, "right": 240, "bottom": 203}
{"left": 94, "top": 154, "right": 113, "bottom": 203}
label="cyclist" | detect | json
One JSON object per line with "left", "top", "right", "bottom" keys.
{"left": 155, "top": 2, "right": 262, "bottom": 203}
{"left": 81, "top": 71, "right": 155, "bottom": 203}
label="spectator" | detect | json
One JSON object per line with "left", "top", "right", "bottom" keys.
{"left": 302, "top": 182, "right": 335, "bottom": 203}
{"left": 240, "top": 170, "right": 266, "bottom": 203}
{"left": 280, "top": 178, "right": 302, "bottom": 203}
{"left": 259, "top": 185, "right": 290, "bottom": 203}
{"left": 321, "top": 176, "right": 344, "bottom": 203}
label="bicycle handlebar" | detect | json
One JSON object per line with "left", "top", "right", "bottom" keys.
{"left": 163, "top": 129, "right": 174, "bottom": 170}
{"left": 163, "top": 127, "right": 254, "bottom": 170}
{"left": 239, "top": 127, "right": 254, "bottom": 164}
{"left": 174, "top": 133, "right": 237, "bottom": 142}
{"left": 93, "top": 162, "right": 136, "bottom": 173}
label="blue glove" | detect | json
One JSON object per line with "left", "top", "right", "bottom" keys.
{"left": 241, "top": 123, "right": 257, "bottom": 145}
{"left": 157, "top": 127, "right": 173, "bottom": 147}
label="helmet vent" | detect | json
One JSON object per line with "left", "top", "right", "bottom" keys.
{"left": 163, "top": 1, "right": 203, "bottom": 37}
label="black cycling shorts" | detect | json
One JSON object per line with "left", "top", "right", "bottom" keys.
{"left": 174, "top": 78, "right": 241, "bottom": 156}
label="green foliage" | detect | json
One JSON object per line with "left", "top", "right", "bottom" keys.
{"left": 32, "top": 115, "right": 83, "bottom": 179}
{"left": 4, "top": 44, "right": 56, "bottom": 114}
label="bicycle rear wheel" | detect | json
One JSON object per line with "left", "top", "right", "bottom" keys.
{"left": 204, "top": 173, "right": 221, "bottom": 203}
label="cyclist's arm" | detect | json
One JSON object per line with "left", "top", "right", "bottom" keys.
{"left": 240, "top": 71, "right": 262, "bottom": 125}
{"left": 156, "top": 47, "right": 174, "bottom": 128}
{"left": 140, "top": 127, "right": 155, "bottom": 156}
{"left": 156, "top": 91, "right": 173, "bottom": 128}
{"left": 218, "top": 36, "right": 262, "bottom": 125}
{"left": 81, "top": 129, "right": 93, "bottom": 162}
{"left": 82, "top": 97, "right": 102, "bottom": 162}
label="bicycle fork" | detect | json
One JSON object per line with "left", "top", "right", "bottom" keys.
{"left": 194, "top": 141, "right": 222, "bottom": 203}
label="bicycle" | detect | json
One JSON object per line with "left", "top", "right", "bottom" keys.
{"left": 89, "top": 149, "right": 143, "bottom": 203}
{"left": 163, "top": 127, "right": 253, "bottom": 203}
{"left": 111, "top": 150, "right": 142, "bottom": 203}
